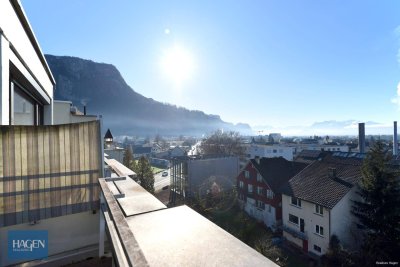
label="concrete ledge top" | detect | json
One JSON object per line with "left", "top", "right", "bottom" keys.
{"left": 100, "top": 176, "right": 276, "bottom": 267}
{"left": 114, "top": 179, "right": 166, "bottom": 216}
{"left": 105, "top": 158, "right": 136, "bottom": 177}
{"left": 126, "top": 205, "right": 277, "bottom": 267}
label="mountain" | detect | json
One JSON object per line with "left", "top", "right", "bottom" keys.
{"left": 253, "top": 120, "right": 393, "bottom": 136}
{"left": 45, "top": 55, "right": 252, "bottom": 136}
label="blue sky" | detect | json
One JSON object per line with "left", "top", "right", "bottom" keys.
{"left": 22, "top": 0, "right": 400, "bottom": 130}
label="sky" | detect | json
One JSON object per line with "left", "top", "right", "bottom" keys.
{"left": 22, "top": 0, "right": 400, "bottom": 132}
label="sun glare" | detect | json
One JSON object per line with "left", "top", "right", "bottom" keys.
{"left": 161, "top": 45, "right": 195, "bottom": 87}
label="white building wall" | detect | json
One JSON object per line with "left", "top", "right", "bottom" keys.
{"left": 53, "top": 101, "right": 97, "bottom": 124}
{"left": 0, "top": 34, "right": 10, "bottom": 124}
{"left": 0, "top": 0, "right": 54, "bottom": 96}
{"left": 244, "top": 198, "right": 257, "bottom": 218}
{"left": 0, "top": 211, "right": 99, "bottom": 266}
{"left": 283, "top": 231, "right": 303, "bottom": 247}
{"left": 330, "top": 186, "right": 362, "bottom": 250}
{"left": 0, "top": 1, "right": 55, "bottom": 125}
{"left": 247, "top": 144, "right": 294, "bottom": 161}
{"left": 282, "top": 194, "right": 330, "bottom": 255}
{"left": 264, "top": 205, "right": 276, "bottom": 228}
{"left": 243, "top": 198, "right": 276, "bottom": 229}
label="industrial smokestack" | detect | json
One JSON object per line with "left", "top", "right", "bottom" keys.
{"left": 83, "top": 105, "right": 87, "bottom": 115}
{"left": 358, "top": 123, "right": 365, "bottom": 153}
{"left": 394, "top": 121, "right": 398, "bottom": 156}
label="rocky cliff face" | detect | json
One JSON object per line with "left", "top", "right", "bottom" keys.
{"left": 46, "top": 55, "right": 251, "bottom": 136}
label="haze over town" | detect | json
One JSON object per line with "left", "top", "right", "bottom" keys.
{"left": 2, "top": 1, "right": 400, "bottom": 266}
{"left": 22, "top": 0, "right": 400, "bottom": 135}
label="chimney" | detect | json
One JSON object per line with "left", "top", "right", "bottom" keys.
{"left": 328, "top": 167, "right": 336, "bottom": 179}
{"left": 394, "top": 121, "right": 398, "bottom": 156}
{"left": 254, "top": 156, "right": 260, "bottom": 164}
{"left": 83, "top": 105, "right": 87, "bottom": 115}
{"left": 358, "top": 123, "right": 365, "bottom": 153}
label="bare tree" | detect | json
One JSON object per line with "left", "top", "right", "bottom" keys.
{"left": 199, "top": 130, "right": 245, "bottom": 156}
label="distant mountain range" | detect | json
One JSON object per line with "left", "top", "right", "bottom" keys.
{"left": 45, "top": 55, "right": 252, "bottom": 136}
{"left": 254, "top": 120, "right": 395, "bottom": 136}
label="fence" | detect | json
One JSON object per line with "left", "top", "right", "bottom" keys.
{"left": 0, "top": 121, "right": 102, "bottom": 227}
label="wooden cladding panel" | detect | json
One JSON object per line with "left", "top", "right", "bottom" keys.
{"left": 0, "top": 121, "right": 101, "bottom": 227}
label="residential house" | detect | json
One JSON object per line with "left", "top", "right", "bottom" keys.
{"left": 237, "top": 157, "right": 307, "bottom": 230}
{"left": 133, "top": 145, "right": 152, "bottom": 158}
{"left": 170, "top": 146, "right": 186, "bottom": 157}
{"left": 151, "top": 142, "right": 164, "bottom": 154}
{"left": 280, "top": 152, "right": 365, "bottom": 256}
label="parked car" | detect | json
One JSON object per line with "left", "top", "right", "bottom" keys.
{"left": 162, "top": 171, "right": 168, "bottom": 177}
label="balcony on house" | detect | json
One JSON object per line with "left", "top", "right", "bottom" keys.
{"left": 283, "top": 224, "right": 308, "bottom": 240}
{"left": 0, "top": 120, "right": 103, "bottom": 266}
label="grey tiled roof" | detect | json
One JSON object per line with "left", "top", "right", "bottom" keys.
{"left": 281, "top": 154, "right": 363, "bottom": 209}
{"left": 294, "top": 150, "right": 328, "bottom": 164}
{"left": 250, "top": 157, "right": 308, "bottom": 193}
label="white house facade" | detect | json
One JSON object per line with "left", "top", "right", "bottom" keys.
{"left": 281, "top": 152, "right": 364, "bottom": 256}
{"left": 282, "top": 195, "right": 331, "bottom": 255}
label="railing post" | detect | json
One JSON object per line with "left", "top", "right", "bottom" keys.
{"left": 99, "top": 193, "right": 105, "bottom": 257}
{"left": 99, "top": 115, "right": 105, "bottom": 177}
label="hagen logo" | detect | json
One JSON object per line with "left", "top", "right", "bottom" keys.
{"left": 8, "top": 230, "right": 48, "bottom": 260}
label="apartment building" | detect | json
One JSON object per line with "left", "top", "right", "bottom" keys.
{"left": 237, "top": 157, "right": 307, "bottom": 230}
{"left": 280, "top": 152, "right": 364, "bottom": 256}
{"left": 0, "top": 1, "right": 102, "bottom": 265}
{"left": 0, "top": 0, "right": 54, "bottom": 125}
{"left": 246, "top": 143, "right": 294, "bottom": 161}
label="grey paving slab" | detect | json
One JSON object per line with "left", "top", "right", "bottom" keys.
{"left": 115, "top": 179, "right": 167, "bottom": 216}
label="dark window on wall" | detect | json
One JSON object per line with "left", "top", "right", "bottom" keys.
{"left": 11, "top": 82, "right": 43, "bottom": 125}
{"left": 289, "top": 214, "right": 299, "bottom": 225}
{"left": 315, "top": 204, "right": 324, "bottom": 215}
{"left": 256, "top": 200, "right": 265, "bottom": 210}
{"left": 315, "top": 225, "right": 324, "bottom": 236}
{"left": 313, "top": 245, "right": 321, "bottom": 253}
{"left": 291, "top": 197, "right": 302, "bottom": 207}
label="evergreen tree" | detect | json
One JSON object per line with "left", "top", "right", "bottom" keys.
{"left": 322, "top": 235, "right": 357, "bottom": 267}
{"left": 123, "top": 146, "right": 133, "bottom": 168}
{"left": 352, "top": 141, "right": 400, "bottom": 263}
{"left": 135, "top": 156, "right": 155, "bottom": 194}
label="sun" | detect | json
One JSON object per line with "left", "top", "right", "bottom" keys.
{"left": 160, "top": 44, "right": 195, "bottom": 87}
